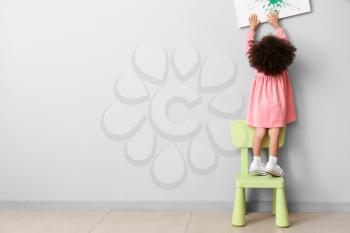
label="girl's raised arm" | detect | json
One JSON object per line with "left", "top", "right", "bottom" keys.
{"left": 246, "top": 30, "right": 256, "bottom": 52}
{"left": 246, "top": 14, "right": 260, "bottom": 53}
{"left": 267, "top": 12, "right": 289, "bottom": 41}
{"left": 276, "top": 27, "right": 289, "bottom": 41}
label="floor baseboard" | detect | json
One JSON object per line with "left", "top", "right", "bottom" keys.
{"left": 0, "top": 201, "right": 349, "bottom": 212}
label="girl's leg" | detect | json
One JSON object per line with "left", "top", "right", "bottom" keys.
{"left": 266, "top": 127, "right": 284, "bottom": 176}
{"left": 250, "top": 127, "right": 268, "bottom": 175}
{"left": 268, "top": 127, "right": 282, "bottom": 156}
{"left": 253, "top": 128, "right": 267, "bottom": 156}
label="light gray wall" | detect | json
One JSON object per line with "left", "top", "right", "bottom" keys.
{"left": 0, "top": 0, "right": 349, "bottom": 207}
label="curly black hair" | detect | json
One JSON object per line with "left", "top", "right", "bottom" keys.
{"left": 247, "top": 35, "right": 296, "bottom": 76}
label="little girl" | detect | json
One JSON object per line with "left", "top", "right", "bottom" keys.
{"left": 246, "top": 13, "right": 297, "bottom": 177}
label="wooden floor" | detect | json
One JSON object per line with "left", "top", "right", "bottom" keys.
{"left": 0, "top": 210, "right": 349, "bottom": 233}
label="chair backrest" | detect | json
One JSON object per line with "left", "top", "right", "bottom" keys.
{"left": 230, "top": 120, "right": 286, "bottom": 174}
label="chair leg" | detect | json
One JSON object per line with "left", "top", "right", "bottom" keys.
{"left": 232, "top": 187, "right": 246, "bottom": 226}
{"left": 272, "top": 188, "right": 276, "bottom": 216}
{"left": 275, "top": 188, "right": 289, "bottom": 227}
{"left": 243, "top": 188, "right": 246, "bottom": 215}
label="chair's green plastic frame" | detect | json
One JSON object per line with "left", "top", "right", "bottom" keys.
{"left": 230, "top": 120, "right": 289, "bottom": 227}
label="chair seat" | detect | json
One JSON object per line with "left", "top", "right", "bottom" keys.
{"left": 236, "top": 174, "right": 284, "bottom": 188}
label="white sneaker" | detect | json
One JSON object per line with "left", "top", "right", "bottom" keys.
{"left": 265, "top": 162, "right": 284, "bottom": 177}
{"left": 249, "top": 160, "right": 267, "bottom": 176}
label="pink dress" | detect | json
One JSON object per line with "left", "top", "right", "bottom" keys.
{"left": 246, "top": 27, "right": 297, "bottom": 128}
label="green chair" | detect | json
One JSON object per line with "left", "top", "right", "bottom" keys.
{"left": 230, "top": 120, "right": 289, "bottom": 227}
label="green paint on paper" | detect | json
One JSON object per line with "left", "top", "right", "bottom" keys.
{"left": 255, "top": 0, "right": 287, "bottom": 13}
{"left": 269, "top": 0, "right": 284, "bottom": 4}
{"left": 268, "top": 0, "right": 286, "bottom": 12}
{"left": 249, "top": 0, "right": 300, "bottom": 16}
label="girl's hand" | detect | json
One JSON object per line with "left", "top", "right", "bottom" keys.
{"left": 249, "top": 14, "right": 260, "bottom": 31}
{"left": 267, "top": 12, "right": 280, "bottom": 29}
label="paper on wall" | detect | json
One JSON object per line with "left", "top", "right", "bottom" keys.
{"left": 233, "top": 0, "right": 311, "bottom": 28}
